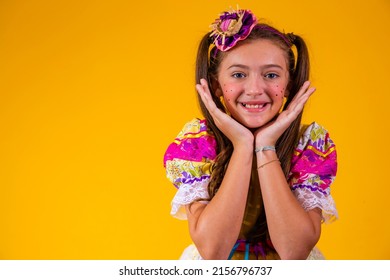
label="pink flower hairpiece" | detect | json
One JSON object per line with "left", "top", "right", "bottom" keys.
{"left": 209, "top": 8, "right": 257, "bottom": 52}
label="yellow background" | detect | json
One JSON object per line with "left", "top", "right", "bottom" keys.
{"left": 0, "top": 0, "right": 389, "bottom": 260}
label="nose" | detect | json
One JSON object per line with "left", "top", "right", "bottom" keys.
{"left": 245, "top": 76, "right": 264, "bottom": 96}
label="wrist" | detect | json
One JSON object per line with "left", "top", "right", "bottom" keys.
{"left": 255, "top": 139, "right": 276, "bottom": 146}
{"left": 232, "top": 144, "right": 254, "bottom": 165}
{"left": 257, "top": 159, "right": 280, "bottom": 169}
{"left": 254, "top": 145, "right": 276, "bottom": 153}
{"left": 255, "top": 145, "right": 278, "bottom": 163}
{"left": 256, "top": 151, "right": 279, "bottom": 169}
{"left": 232, "top": 135, "right": 254, "bottom": 152}
{"left": 234, "top": 142, "right": 255, "bottom": 155}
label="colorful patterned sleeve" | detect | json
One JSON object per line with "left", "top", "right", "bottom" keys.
{"left": 163, "top": 118, "right": 217, "bottom": 220}
{"left": 289, "top": 122, "right": 338, "bottom": 223}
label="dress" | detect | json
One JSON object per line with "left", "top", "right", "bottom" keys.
{"left": 163, "top": 118, "right": 338, "bottom": 260}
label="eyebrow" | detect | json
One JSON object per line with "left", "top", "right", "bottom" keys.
{"left": 227, "top": 64, "right": 284, "bottom": 70}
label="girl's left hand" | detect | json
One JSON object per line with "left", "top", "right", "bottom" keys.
{"left": 254, "top": 81, "right": 316, "bottom": 146}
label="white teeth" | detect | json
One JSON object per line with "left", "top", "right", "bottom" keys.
{"left": 242, "top": 103, "right": 265, "bottom": 109}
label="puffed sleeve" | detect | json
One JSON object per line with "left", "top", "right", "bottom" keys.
{"left": 163, "top": 118, "right": 217, "bottom": 220}
{"left": 288, "top": 122, "right": 338, "bottom": 223}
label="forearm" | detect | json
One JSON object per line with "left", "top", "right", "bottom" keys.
{"left": 256, "top": 151, "right": 321, "bottom": 259}
{"left": 188, "top": 145, "right": 253, "bottom": 259}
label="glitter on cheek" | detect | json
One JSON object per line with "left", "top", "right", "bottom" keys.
{"left": 278, "top": 86, "right": 285, "bottom": 95}
{"left": 222, "top": 83, "right": 237, "bottom": 96}
{"left": 273, "top": 84, "right": 285, "bottom": 97}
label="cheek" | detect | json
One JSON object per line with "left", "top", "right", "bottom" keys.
{"left": 221, "top": 83, "right": 240, "bottom": 101}
{"left": 273, "top": 84, "right": 286, "bottom": 98}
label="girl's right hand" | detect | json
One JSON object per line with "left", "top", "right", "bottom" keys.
{"left": 196, "top": 78, "right": 254, "bottom": 149}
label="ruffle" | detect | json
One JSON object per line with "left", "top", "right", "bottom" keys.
{"left": 170, "top": 177, "right": 210, "bottom": 220}
{"left": 163, "top": 118, "right": 216, "bottom": 165}
{"left": 289, "top": 122, "right": 338, "bottom": 222}
{"left": 164, "top": 119, "right": 216, "bottom": 219}
{"left": 293, "top": 185, "right": 338, "bottom": 223}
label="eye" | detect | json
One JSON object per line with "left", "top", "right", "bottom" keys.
{"left": 232, "top": 72, "right": 246, "bottom": 79}
{"left": 265, "top": 73, "right": 279, "bottom": 79}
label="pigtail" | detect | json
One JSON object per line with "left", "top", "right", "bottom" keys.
{"left": 288, "top": 34, "right": 310, "bottom": 100}
{"left": 276, "top": 34, "right": 310, "bottom": 177}
{"left": 195, "top": 33, "right": 212, "bottom": 102}
{"left": 195, "top": 33, "right": 233, "bottom": 199}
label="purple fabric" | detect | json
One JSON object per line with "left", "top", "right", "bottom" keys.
{"left": 289, "top": 124, "right": 337, "bottom": 193}
{"left": 163, "top": 119, "right": 217, "bottom": 166}
{"left": 211, "top": 10, "right": 257, "bottom": 51}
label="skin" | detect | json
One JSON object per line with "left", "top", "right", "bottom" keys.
{"left": 187, "top": 39, "right": 322, "bottom": 260}
{"left": 215, "top": 40, "right": 288, "bottom": 130}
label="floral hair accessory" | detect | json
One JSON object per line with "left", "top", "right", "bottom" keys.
{"left": 210, "top": 9, "right": 257, "bottom": 52}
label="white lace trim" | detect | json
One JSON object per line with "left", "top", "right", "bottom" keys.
{"left": 293, "top": 187, "right": 338, "bottom": 223}
{"left": 171, "top": 179, "right": 210, "bottom": 220}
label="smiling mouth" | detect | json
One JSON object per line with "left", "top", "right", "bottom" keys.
{"left": 241, "top": 103, "right": 267, "bottom": 109}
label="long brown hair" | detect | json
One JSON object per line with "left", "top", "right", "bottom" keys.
{"left": 195, "top": 23, "right": 310, "bottom": 200}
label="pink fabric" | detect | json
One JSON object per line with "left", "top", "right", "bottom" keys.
{"left": 289, "top": 123, "right": 337, "bottom": 195}
{"left": 163, "top": 119, "right": 217, "bottom": 166}
{"left": 164, "top": 119, "right": 338, "bottom": 222}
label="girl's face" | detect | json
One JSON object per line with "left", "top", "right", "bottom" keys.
{"left": 215, "top": 39, "right": 289, "bottom": 129}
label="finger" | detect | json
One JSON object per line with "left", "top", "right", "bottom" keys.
{"left": 196, "top": 79, "right": 212, "bottom": 105}
{"left": 196, "top": 79, "right": 221, "bottom": 118}
{"left": 288, "top": 81, "right": 312, "bottom": 103}
{"left": 280, "top": 87, "right": 315, "bottom": 124}
{"left": 286, "top": 81, "right": 315, "bottom": 111}
{"left": 292, "top": 86, "right": 315, "bottom": 109}
{"left": 196, "top": 79, "right": 213, "bottom": 99}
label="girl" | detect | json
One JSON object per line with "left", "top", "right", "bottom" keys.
{"left": 163, "top": 8, "right": 337, "bottom": 260}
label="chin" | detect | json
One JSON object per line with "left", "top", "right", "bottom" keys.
{"left": 243, "top": 121, "right": 268, "bottom": 130}
{"left": 233, "top": 116, "right": 272, "bottom": 130}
